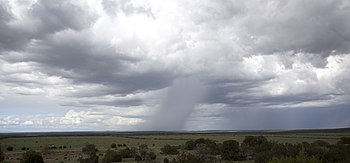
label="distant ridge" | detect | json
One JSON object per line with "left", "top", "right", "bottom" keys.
{"left": 1, "top": 127, "right": 349, "bottom": 138}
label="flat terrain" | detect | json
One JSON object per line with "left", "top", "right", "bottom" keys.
{"left": 1, "top": 128, "right": 349, "bottom": 163}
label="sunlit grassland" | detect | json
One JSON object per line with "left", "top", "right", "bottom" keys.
{"left": 1, "top": 131, "right": 349, "bottom": 163}
{"left": 1, "top": 132, "right": 349, "bottom": 151}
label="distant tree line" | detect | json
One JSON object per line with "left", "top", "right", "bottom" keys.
{"left": 165, "top": 136, "right": 350, "bottom": 163}
{"left": 159, "top": 136, "right": 350, "bottom": 163}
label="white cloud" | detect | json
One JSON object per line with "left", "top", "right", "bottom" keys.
{"left": 0, "top": 109, "right": 144, "bottom": 131}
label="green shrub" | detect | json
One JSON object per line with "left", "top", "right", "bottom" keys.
{"left": 338, "top": 137, "right": 350, "bottom": 145}
{"left": 161, "top": 144, "right": 179, "bottom": 155}
{"left": 80, "top": 143, "right": 98, "bottom": 163}
{"left": 268, "top": 155, "right": 321, "bottom": 163}
{"left": 176, "top": 153, "right": 202, "bottom": 163}
{"left": 221, "top": 140, "right": 243, "bottom": 161}
{"left": 7, "top": 146, "right": 14, "bottom": 151}
{"left": 102, "top": 149, "right": 122, "bottom": 163}
{"left": 242, "top": 136, "right": 268, "bottom": 148}
{"left": 110, "top": 143, "right": 116, "bottom": 148}
{"left": 164, "top": 157, "right": 169, "bottom": 163}
{"left": 119, "top": 147, "right": 136, "bottom": 158}
{"left": 135, "top": 155, "right": 142, "bottom": 161}
{"left": 20, "top": 150, "right": 44, "bottom": 163}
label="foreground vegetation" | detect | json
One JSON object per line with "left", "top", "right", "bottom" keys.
{"left": 0, "top": 130, "right": 350, "bottom": 163}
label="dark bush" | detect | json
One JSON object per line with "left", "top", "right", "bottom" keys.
{"left": 134, "top": 155, "right": 142, "bottom": 161}
{"left": 184, "top": 138, "right": 217, "bottom": 151}
{"left": 164, "top": 157, "right": 169, "bottom": 163}
{"left": 161, "top": 144, "right": 179, "bottom": 155}
{"left": 325, "top": 144, "right": 350, "bottom": 163}
{"left": 102, "top": 149, "right": 122, "bottom": 163}
{"left": 82, "top": 143, "right": 98, "bottom": 156}
{"left": 80, "top": 143, "right": 98, "bottom": 163}
{"left": 255, "top": 151, "right": 273, "bottom": 163}
{"left": 242, "top": 136, "right": 268, "bottom": 148}
{"left": 119, "top": 147, "right": 136, "bottom": 158}
{"left": 337, "top": 137, "right": 350, "bottom": 145}
{"left": 312, "top": 140, "right": 330, "bottom": 147}
{"left": 20, "top": 150, "right": 44, "bottom": 163}
{"left": 195, "top": 143, "right": 215, "bottom": 161}
{"left": 139, "top": 151, "right": 156, "bottom": 161}
{"left": 221, "top": 140, "right": 243, "bottom": 161}
{"left": 268, "top": 155, "right": 321, "bottom": 163}
{"left": 0, "top": 145, "right": 4, "bottom": 162}
{"left": 176, "top": 153, "right": 202, "bottom": 163}
{"left": 150, "top": 152, "right": 156, "bottom": 160}
{"left": 110, "top": 143, "right": 116, "bottom": 148}
{"left": 7, "top": 146, "right": 14, "bottom": 151}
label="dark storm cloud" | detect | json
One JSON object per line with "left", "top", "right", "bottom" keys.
{"left": 0, "top": 0, "right": 96, "bottom": 51}
{"left": 30, "top": 0, "right": 96, "bottom": 32}
{"left": 30, "top": 38, "right": 175, "bottom": 95}
{"left": 0, "top": 0, "right": 27, "bottom": 51}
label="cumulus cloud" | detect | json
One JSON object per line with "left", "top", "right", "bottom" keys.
{"left": 0, "top": 0, "right": 349, "bottom": 131}
{"left": 0, "top": 109, "right": 143, "bottom": 131}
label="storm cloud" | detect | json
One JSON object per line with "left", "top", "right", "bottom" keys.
{"left": 0, "top": 0, "right": 349, "bottom": 131}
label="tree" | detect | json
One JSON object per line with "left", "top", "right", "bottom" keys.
{"left": 110, "top": 143, "right": 117, "bottom": 148}
{"left": 195, "top": 144, "right": 214, "bottom": 161}
{"left": 139, "top": 151, "right": 157, "bottom": 161}
{"left": 161, "top": 144, "right": 179, "bottom": 155}
{"left": 82, "top": 143, "right": 98, "bottom": 156}
{"left": 80, "top": 143, "right": 98, "bottom": 163}
{"left": 102, "top": 149, "right": 122, "bottom": 163}
{"left": 221, "top": 140, "right": 242, "bottom": 161}
{"left": 20, "top": 150, "right": 44, "bottom": 163}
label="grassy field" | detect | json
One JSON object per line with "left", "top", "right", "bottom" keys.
{"left": 1, "top": 130, "right": 349, "bottom": 163}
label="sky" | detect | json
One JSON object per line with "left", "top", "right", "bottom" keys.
{"left": 0, "top": 0, "right": 350, "bottom": 132}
